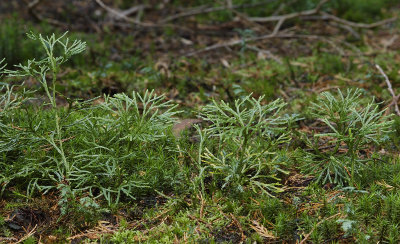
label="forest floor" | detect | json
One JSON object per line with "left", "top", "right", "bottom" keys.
{"left": 1, "top": 0, "right": 400, "bottom": 243}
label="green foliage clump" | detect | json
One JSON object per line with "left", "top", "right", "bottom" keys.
{"left": 0, "top": 32, "right": 182, "bottom": 213}
{"left": 198, "top": 94, "right": 291, "bottom": 196}
{"left": 2, "top": 28, "right": 400, "bottom": 243}
{"left": 72, "top": 90, "right": 182, "bottom": 206}
{"left": 300, "top": 89, "right": 393, "bottom": 186}
{"left": 316, "top": 53, "right": 347, "bottom": 74}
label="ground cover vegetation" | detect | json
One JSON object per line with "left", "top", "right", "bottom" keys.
{"left": 1, "top": 0, "right": 400, "bottom": 243}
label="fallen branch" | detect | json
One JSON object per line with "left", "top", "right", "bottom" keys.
{"left": 186, "top": 0, "right": 394, "bottom": 57}
{"left": 160, "top": 0, "right": 278, "bottom": 23}
{"left": 184, "top": 0, "right": 332, "bottom": 56}
{"left": 185, "top": 33, "right": 320, "bottom": 56}
{"left": 255, "top": 0, "right": 329, "bottom": 35}
{"left": 248, "top": 0, "right": 395, "bottom": 37}
{"left": 94, "top": 0, "right": 192, "bottom": 33}
{"left": 95, "top": 0, "right": 153, "bottom": 27}
{"left": 250, "top": 220, "right": 275, "bottom": 239}
{"left": 327, "top": 21, "right": 361, "bottom": 40}
{"left": 375, "top": 64, "right": 400, "bottom": 116}
{"left": 230, "top": 213, "right": 246, "bottom": 242}
{"left": 27, "top": 0, "right": 66, "bottom": 27}
{"left": 248, "top": 0, "right": 329, "bottom": 30}
{"left": 320, "top": 12, "right": 397, "bottom": 29}
{"left": 16, "top": 225, "right": 37, "bottom": 244}
{"left": 27, "top": 0, "right": 41, "bottom": 9}
{"left": 248, "top": 0, "right": 396, "bottom": 30}
{"left": 67, "top": 221, "right": 116, "bottom": 241}
{"left": 0, "top": 237, "right": 17, "bottom": 243}
{"left": 246, "top": 45, "right": 282, "bottom": 64}
{"left": 118, "top": 4, "right": 148, "bottom": 19}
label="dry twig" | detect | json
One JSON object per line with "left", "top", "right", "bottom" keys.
{"left": 16, "top": 225, "right": 37, "bottom": 244}
{"left": 246, "top": 45, "right": 282, "bottom": 64}
{"left": 230, "top": 213, "right": 246, "bottom": 242}
{"left": 376, "top": 64, "right": 400, "bottom": 116}
{"left": 187, "top": 215, "right": 214, "bottom": 230}
{"left": 118, "top": 5, "right": 148, "bottom": 20}
{"left": 248, "top": 0, "right": 396, "bottom": 31}
{"left": 95, "top": 0, "right": 153, "bottom": 27}
{"left": 186, "top": 0, "right": 395, "bottom": 57}
{"left": 185, "top": 33, "right": 320, "bottom": 56}
{"left": 27, "top": 0, "right": 41, "bottom": 9}
{"left": 248, "top": 0, "right": 329, "bottom": 35}
{"left": 67, "top": 221, "right": 116, "bottom": 241}
{"left": 94, "top": 0, "right": 192, "bottom": 33}
{"left": 0, "top": 237, "right": 17, "bottom": 243}
{"left": 320, "top": 12, "right": 397, "bottom": 29}
{"left": 299, "top": 213, "right": 341, "bottom": 244}
{"left": 160, "top": 0, "right": 277, "bottom": 23}
{"left": 26, "top": 0, "right": 66, "bottom": 27}
{"left": 199, "top": 193, "right": 205, "bottom": 219}
{"left": 250, "top": 220, "right": 275, "bottom": 239}
{"left": 184, "top": 0, "right": 331, "bottom": 56}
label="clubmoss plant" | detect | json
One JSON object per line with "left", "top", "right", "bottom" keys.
{"left": 3, "top": 32, "right": 86, "bottom": 108}
{"left": 301, "top": 89, "right": 393, "bottom": 186}
{"left": 2, "top": 32, "right": 86, "bottom": 192}
{"left": 0, "top": 33, "right": 182, "bottom": 210}
{"left": 198, "top": 94, "right": 290, "bottom": 196}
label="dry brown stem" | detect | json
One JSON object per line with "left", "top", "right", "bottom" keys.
{"left": 94, "top": 0, "right": 153, "bottom": 27}
{"left": 299, "top": 213, "right": 341, "bottom": 244}
{"left": 185, "top": 0, "right": 396, "bottom": 57}
{"left": 248, "top": 0, "right": 329, "bottom": 23}
{"left": 160, "top": 0, "right": 277, "bottom": 23}
{"left": 94, "top": 0, "right": 192, "bottom": 33}
{"left": 15, "top": 225, "right": 37, "bottom": 244}
{"left": 320, "top": 12, "right": 397, "bottom": 29}
{"left": 185, "top": 34, "right": 320, "bottom": 56}
{"left": 376, "top": 64, "right": 400, "bottom": 116}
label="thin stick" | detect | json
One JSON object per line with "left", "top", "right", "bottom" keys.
{"left": 119, "top": 5, "right": 148, "bottom": 19}
{"left": 94, "top": 0, "right": 192, "bottom": 33}
{"left": 376, "top": 64, "right": 400, "bottom": 116}
{"left": 230, "top": 213, "right": 246, "bottom": 242}
{"left": 321, "top": 13, "right": 397, "bottom": 29}
{"left": 160, "top": 0, "right": 278, "bottom": 23}
{"left": 95, "top": 0, "right": 152, "bottom": 27}
{"left": 248, "top": 0, "right": 329, "bottom": 23}
{"left": 299, "top": 213, "right": 341, "bottom": 244}
{"left": 26, "top": 0, "right": 66, "bottom": 27}
{"left": 246, "top": 45, "right": 282, "bottom": 64}
{"left": 185, "top": 34, "right": 320, "bottom": 56}
{"left": 27, "top": 0, "right": 41, "bottom": 9}
{"left": 248, "top": 0, "right": 396, "bottom": 30}
{"left": 16, "top": 225, "right": 37, "bottom": 244}
{"left": 0, "top": 237, "right": 17, "bottom": 243}
{"left": 185, "top": 0, "right": 334, "bottom": 56}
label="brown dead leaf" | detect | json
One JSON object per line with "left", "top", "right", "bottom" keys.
{"left": 172, "top": 119, "right": 203, "bottom": 138}
{"left": 155, "top": 60, "right": 171, "bottom": 77}
{"left": 220, "top": 58, "right": 230, "bottom": 68}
